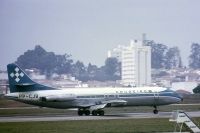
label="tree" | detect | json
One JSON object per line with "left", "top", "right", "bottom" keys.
{"left": 165, "top": 47, "right": 182, "bottom": 69}
{"left": 16, "top": 45, "right": 43, "bottom": 69}
{"left": 104, "top": 57, "right": 121, "bottom": 80}
{"left": 93, "top": 66, "right": 108, "bottom": 81}
{"left": 147, "top": 41, "right": 168, "bottom": 69}
{"left": 87, "top": 63, "right": 98, "bottom": 78}
{"left": 16, "top": 45, "right": 73, "bottom": 76}
{"left": 147, "top": 41, "right": 183, "bottom": 69}
{"left": 189, "top": 43, "right": 200, "bottom": 69}
{"left": 16, "top": 45, "right": 53, "bottom": 73}
{"left": 54, "top": 54, "right": 73, "bottom": 74}
{"left": 193, "top": 84, "right": 200, "bottom": 94}
{"left": 71, "top": 61, "right": 87, "bottom": 80}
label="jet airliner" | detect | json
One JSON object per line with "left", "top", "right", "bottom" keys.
{"left": 5, "top": 63, "right": 182, "bottom": 116}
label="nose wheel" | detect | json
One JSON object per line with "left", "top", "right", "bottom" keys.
{"left": 153, "top": 106, "right": 158, "bottom": 114}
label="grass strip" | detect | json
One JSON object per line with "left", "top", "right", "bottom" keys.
{"left": 1, "top": 118, "right": 198, "bottom": 133}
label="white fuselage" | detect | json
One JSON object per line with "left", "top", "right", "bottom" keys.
{"left": 6, "top": 86, "right": 182, "bottom": 109}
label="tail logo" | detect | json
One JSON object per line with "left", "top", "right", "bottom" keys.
{"left": 10, "top": 67, "right": 24, "bottom": 82}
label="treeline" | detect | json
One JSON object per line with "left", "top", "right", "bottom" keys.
{"left": 189, "top": 43, "right": 200, "bottom": 69}
{"left": 148, "top": 42, "right": 200, "bottom": 69}
{"left": 16, "top": 45, "right": 120, "bottom": 81}
{"left": 146, "top": 40, "right": 182, "bottom": 69}
{"left": 15, "top": 42, "right": 200, "bottom": 81}
{"left": 146, "top": 41, "right": 200, "bottom": 69}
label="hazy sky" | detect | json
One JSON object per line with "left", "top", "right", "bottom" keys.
{"left": 0, "top": 0, "right": 200, "bottom": 70}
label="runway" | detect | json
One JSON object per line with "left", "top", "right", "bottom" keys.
{"left": 1, "top": 111, "right": 200, "bottom": 122}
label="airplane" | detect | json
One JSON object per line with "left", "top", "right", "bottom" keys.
{"left": 5, "top": 63, "right": 183, "bottom": 116}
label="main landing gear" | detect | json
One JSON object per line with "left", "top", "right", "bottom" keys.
{"left": 91, "top": 110, "right": 104, "bottom": 116}
{"left": 78, "top": 108, "right": 90, "bottom": 116}
{"left": 153, "top": 105, "right": 158, "bottom": 114}
{"left": 78, "top": 108, "right": 104, "bottom": 116}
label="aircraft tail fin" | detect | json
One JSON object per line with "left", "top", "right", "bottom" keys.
{"left": 7, "top": 63, "right": 54, "bottom": 93}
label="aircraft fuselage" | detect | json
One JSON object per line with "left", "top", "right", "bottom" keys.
{"left": 6, "top": 87, "right": 182, "bottom": 109}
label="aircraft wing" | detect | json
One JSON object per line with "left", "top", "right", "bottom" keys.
{"left": 89, "top": 103, "right": 107, "bottom": 110}
{"left": 101, "top": 99, "right": 127, "bottom": 105}
{"left": 79, "top": 99, "right": 127, "bottom": 110}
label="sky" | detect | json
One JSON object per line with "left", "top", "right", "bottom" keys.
{"left": 0, "top": 0, "right": 200, "bottom": 70}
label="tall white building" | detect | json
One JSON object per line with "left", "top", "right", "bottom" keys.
{"left": 108, "top": 40, "right": 151, "bottom": 86}
{"left": 107, "top": 45, "right": 124, "bottom": 62}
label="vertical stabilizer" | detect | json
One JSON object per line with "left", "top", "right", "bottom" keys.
{"left": 7, "top": 63, "right": 35, "bottom": 93}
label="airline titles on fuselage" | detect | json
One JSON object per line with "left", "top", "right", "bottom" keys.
{"left": 115, "top": 89, "right": 157, "bottom": 94}
{"left": 17, "top": 88, "right": 160, "bottom": 100}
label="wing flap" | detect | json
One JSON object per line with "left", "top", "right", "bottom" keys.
{"left": 88, "top": 100, "right": 127, "bottom": 110}
{"left": 78, "top": 99, "right": 127, "bottom": 110}
{"left": 102, "top": 99, "right": 127, "bottom": 105}
{"left": 89, "top": 104, "right": 107, "bottom": 110}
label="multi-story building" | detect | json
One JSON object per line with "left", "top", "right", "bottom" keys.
{"left": 108, "top": 40, "right": 151, "bottom": 87}
{"left": 107, "top": 45, "right": 124, "bottom": 62}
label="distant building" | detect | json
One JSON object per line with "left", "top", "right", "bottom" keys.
{"left": 25, "top": 68, "right": 46, "bottom": 80}
{"left": 107, "top": 45, "right": 124, "bottom": 62}
{"left": 0, "top": 71, "right": 8, "bottom": 80}
{"left": 0, "top": 71, "right": 8, "bottom": 94}
{"left": 108, "top": 40, "right": 151, "bottom": 87}
{"left": 121, "top": 40, "right": 151, "bottom": 86}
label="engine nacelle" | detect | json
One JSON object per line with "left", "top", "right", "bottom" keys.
{"left": 40, "top": 94, "right": 76, "bottom": 102}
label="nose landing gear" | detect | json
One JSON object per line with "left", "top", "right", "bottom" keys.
{"left": 153, "top": 106, "right": 158, "bottom": 114}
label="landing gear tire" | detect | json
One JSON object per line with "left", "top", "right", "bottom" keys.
{"left": 92, "top": 110, "right": 98, "bottom": 116}
{"left": 153, "top": 105, "right": 158, "bottom": 114}
{"left": 98, "top": 110, "right": 104, "bottom": 116}
{"left": 78, "top": 109, "right": 90, "bottom": 116}
{"left": 78, "top": 109, "right": 84, "bottom": 116}
{"left": 78, "top": 109, "right": 105, "bottom": 116}
{"left": 85, "top": 110, "right": 90, "bottom": 116}
{"left": 153, "top": 109, "right": 158, "bottom": 114}
{"left": 92, "top": 110, "right": 105, "bottom": 116}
